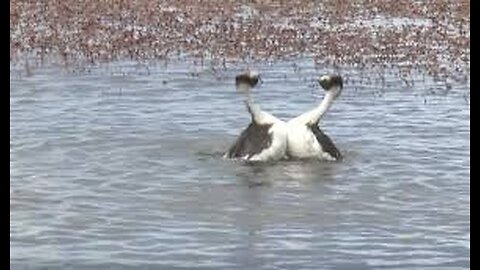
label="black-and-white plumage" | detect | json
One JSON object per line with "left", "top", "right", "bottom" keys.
{"left": 286, "top": 74, "right": 343, "bottom": 161}
{"left": 225, "top": 72, "right": 288, "bottom": 161}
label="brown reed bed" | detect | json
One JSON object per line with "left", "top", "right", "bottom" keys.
{"left": 10, "top": 0, "right": 469, "bottom": 83}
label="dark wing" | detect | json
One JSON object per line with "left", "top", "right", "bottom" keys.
{"left": 309, "top": 124, "right": 342, "bottom": 161}
{"left": 226, "top": 122, "right": 273, "bottom": 159}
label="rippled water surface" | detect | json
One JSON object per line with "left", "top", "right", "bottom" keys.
{"left": 10, "top": 59, "right": 470, "bottom": 269}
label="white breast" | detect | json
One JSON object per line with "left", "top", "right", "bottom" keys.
{"left": 250, "top": 120, "right": 288, "bottom": 161}
{"left": 286, "top": 123, "right": 335, "bottom": 160}
{"left": 286, "top": 124, "right": 318, "bottom": 158}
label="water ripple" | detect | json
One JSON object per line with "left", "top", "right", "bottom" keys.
{"left": 10, "top": 59, "right": 469, "bottom": 269}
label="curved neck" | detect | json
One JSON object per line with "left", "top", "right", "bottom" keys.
{"left": 237, "top": 84, "right": 263, "bottom": 123}
{"left": 290, "top": 89, "right": 338, "bottom": 126}
{"left": 309, "top": 90, "right": 336, "bottom": 124}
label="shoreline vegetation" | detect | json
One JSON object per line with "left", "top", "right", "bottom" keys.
{"left": 10, "top": 0, "right": 469, "bottom": 83}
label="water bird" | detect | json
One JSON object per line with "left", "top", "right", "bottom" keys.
{"left": 286, "top": 74, "right": 343, "bottom": 161}
{"left": 225, "top": 71, "right": 288, "bottom": 162}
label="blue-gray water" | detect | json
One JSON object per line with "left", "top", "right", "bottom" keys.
{"left": 10, "top": 59, "right": 469, "bottom": 269}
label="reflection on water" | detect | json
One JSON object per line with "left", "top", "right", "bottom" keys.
{"left": 10, "top": 58, "right": 469, "bottom": 269}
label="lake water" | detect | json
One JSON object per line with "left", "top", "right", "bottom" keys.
{"left": 10, "top": 58, "right": 470, "bottom": 269}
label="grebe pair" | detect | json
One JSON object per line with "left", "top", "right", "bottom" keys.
{"left": 225, "top": 72, "right": 343, "bottom": 162}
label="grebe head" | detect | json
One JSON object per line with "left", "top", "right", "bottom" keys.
{"left": 236, "top": 71, "right": 261, "bottom": 89}
{"left": 319, "top": 74, "right": 343, "bottom": 98}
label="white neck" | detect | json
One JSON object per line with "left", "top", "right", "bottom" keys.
{"left": 236, "top": 83, "right": 277, "bottom": 124}
{"left": 289, "top": 87, "right": 339, "bottom": 126}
